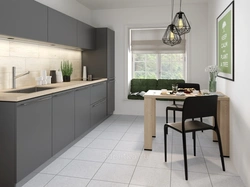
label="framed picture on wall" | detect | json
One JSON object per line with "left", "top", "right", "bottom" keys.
{"left": 217, "top": 1, "right": 234, "bottom": 81}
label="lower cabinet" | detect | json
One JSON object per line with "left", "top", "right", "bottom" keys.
{"left": 52, "top": 90, "right": 74, "bottom": 155}
{"left": 16, "top": 96, "right": 52, "bottom": 182}
{"left": 74, "top": 86, "right": 91, "bottom": 138}
{"left": 91, "top": 98, "right": 107, "bottom": 126}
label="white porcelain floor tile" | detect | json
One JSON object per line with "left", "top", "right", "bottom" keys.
{"left": 171, "top": 170, "right": 212, "bottom": 187}
{"left": 138, "top": 151, "right": 171, "bottom": 169}
{"left": 114, "top": 141, "right": 143, "bottom": 152}
{"left": 75, "top": 148, "right": 112, "bottom": 162}
{"left": 87, "top": 180, "right": 128, "bottom": 187}
{"left": 94, "top": 123, "right": 111, "bottom": 131}
{"left": 171, "top": 155, "right": 208, "bottom": 173}
{"left": 126, "top": 126, "right": 144, "bottom": 134}
{"left": 45, "top": 176, "right": 89, "bottom": 187}
{"left": 88, "top": 139, "right": 119, "bottom": 150}
{"left": 40, "top": 158, "right": 71, "bottom": 175}
{"left": 121, "top": 133, "right": 144, "bottom": 142}
{"left": 198, "top": 136, "right": 220, "bottom": 148}
{"left": 74, "top": 137, "right": 95, "bottom": 147}
{"left": 93, "top": 163, "right": 135, "bottom": 184}
{"left": 84, "top": 130, "right": 103, "bottom": 138}
{"left": 22, "top": 173, "right": 54, "bottom": 187}
{"left": 130, "top": 166, "right": 171, "bottom": 187}
{"left": 210, "top": 174, "right": 246, "bottom": 187}
{"left": 105, "top": 150, "right": 141, "bottom": 165}
{"left": 115, "top": 115, "right": 137, "bottom": 122}
{"left": 205, "top": 157, "right": 238, "bottom": 176}
{"left": 98, "top": 131, "right": 125, "bottom": 140}
{"left": 201, "top": 147, "right": 221, "bottom": 158}
{"left": 59, "top": 160, "right": 102, "bottom": 179}
{"left": 105, "top": 125, "right": 130, "bottom": 133}
{"left": 59, "top": 146, "right": 84, "bottom": 159}
{"left": 172, "top": 145, "right": 203, "bottom": 157}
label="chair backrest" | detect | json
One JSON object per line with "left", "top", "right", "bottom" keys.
{"left": 177, "top": 83, "right": 200, "bottom": 90}
{"left": 182, "top": 95, "right": 218, "bottom": 120}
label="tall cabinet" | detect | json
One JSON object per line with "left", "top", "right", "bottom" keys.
{"left": 82, "top": 28, "right": 115, "bottom": 116}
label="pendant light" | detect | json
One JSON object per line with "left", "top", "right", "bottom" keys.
{"left": 172, "top": 0, "right": 191, "bottom": 35}
{"left": 162, "top": 0, "right": 181, "bottom": 46}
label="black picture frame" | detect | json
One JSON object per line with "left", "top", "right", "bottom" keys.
{"left": 217, "top": 1, "right": 234, "bottom": 81}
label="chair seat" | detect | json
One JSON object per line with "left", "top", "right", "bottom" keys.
{"left": 167, "top": 120, "right": 213, "bottom": 133}
{"left": 167, "top": 104, "right": 183, "bottom": 111}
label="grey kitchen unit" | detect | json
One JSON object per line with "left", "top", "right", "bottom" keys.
{"left": 0, "top": 95, "right": 52, "bottom": 187}
{"left": 0, "top": 81, "right": 107, "bottom": 187}
{"left": 52, "top": 90, "right": 75, "bottom": 155}
{"left": 74, "top": 86, "right": 91, "bottom": 138}
{"left": 82, "top": 28, "right": 115, "bottom": 116}
{"left": 0, "top": 0, "right": 95, "bottom": 50}
{"left": 90, "top": 82, "right": 107, "bottom": 126}
{"left": 17, "top": 0, "right": 48, "bottom": 42}
{"left": 48, "top": 8, "right": 77, "bottom": 47}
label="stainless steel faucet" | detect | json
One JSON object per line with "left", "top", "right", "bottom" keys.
{"left": 12, "top": 67, "right": 30, "bottom": 89}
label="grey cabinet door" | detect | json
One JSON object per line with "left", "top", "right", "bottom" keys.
{"left": 52, "top": 90, "right": 74, "bottom": 155}
{"left": 48, "top": 8, "right": 77, "bottom": 47}
{"left": 107, "top": 80, "right": 115, "bottom": 115}
{"left": 77, "top": 21, "right": 95, "bottom": 49}
{"left": 107, "top": 29, "right": 115, "bottom": 79}
{"left": 16, "top": 96, "right": 52, "bottom": 182}
{"left": 0, "top": 0, "right": 19, "bottom": 37}
{"left": 91, "top": 99, "right": 107, "bottom": 126}
{"left": 91, "top": 82, "right": 107, "bottom": 104}
{"left": 74, "top": 86, "right": 91, "bottom": 138}
{"left": 17, "top": 0, "right": 47, "bottom": 42}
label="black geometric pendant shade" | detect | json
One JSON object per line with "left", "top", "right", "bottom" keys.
{"left": 172, "top": 11, "right": 191, "bottom": 35}
{"left": 162, "top": 24, "right": 182, "bottom": 46}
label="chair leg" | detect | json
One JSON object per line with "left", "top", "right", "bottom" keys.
{"left": 173, "top": 110, "right": 176, "bottom": 122}
{"left": 214, "top": 127, "right": 225, "bottom": 171}
{"left": 166, "top": 108, "right": 169, "bottom": 123}
{"left": 192, "top": 132, "right": 196, "bottom": 156}
{"left": 164, "top": 124, "right": 168, "bottom": 162}
{"left": 200, "top": 118, "right": 203, "bottom": 132}
{"left": 182, "top": 132, "right": 188, "bottom": 180}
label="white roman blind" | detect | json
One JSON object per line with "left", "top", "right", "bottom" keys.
{"left": 130, "top": 28, "right": 185, "bottom": 53}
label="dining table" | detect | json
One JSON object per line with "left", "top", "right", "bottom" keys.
{"left": 144, "top": 90, "right": 230, "bottom": 157}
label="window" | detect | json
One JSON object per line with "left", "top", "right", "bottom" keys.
{"left": 130, "top": 28, "right": 186, "bottom": 80}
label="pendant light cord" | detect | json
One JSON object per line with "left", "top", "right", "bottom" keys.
{"left": 171, "top": 0, "right": 174, "bottom": 20}
{"left": 180, "top": 0, "right": 182, "bottom": 11}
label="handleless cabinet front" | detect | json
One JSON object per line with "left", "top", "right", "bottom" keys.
{"left": 52, "top": 90, "right": 74, "bottom": 155}
{"left": 16, "top": 96, "right": 52, "bottom": 182}
{"left": 74, "top": 86, "right": 91, "bottom": 138}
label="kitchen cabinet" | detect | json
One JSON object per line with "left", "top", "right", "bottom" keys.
{"left": 0, "top": 0, "right": 19, "bottom": 37}
{"left": 0, "top": 95, "right": 52, "bottom": 187}
{"left": 90, "top": 82, "right": 107, "bottom": 126}
{"left": 52, "top": 90, "right": 75, "bottom": 155}
{"left": 48, "top": 8, "right": 77, "bottom": 47}
{"left": 16, "top": 96, "right": 52, "bottom": 181}
{"left": 74, "top": 86, "right": 91, "bottom": 138}
{"left": 82, "top": 28, "right": 115, "bottom": 116}
{"left": 17, "top": 0, "right": 48, "bottom": 42}
{"left": 77, "top": 21, "right": 95, "bottom": 49}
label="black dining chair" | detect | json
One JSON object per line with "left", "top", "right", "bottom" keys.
{"left": 166, "top": 83, "right": 200, "bottom": 123}
{"left": 164, "top": 95, "right": 225, "bottom": 180}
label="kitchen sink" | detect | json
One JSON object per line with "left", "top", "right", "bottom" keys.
{"left": 5, "top": 86, "right": 56, "bottom": 93}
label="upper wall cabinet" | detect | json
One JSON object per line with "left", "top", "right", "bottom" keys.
{"left": 0, "top": 0, "right": 19, "bottom": 37}
{"left": 77, "top": 21, "right": 95, "bottom": 50}
{"left": 17, "top": 0, "right": 47, "bottom": 42}
{"left": 48, "top": 8, "right": 77, "bottom": 47}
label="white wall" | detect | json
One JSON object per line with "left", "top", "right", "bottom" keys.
{"left": 91, "top": 4, "right": 209, "bottom": 116}
{"left": 35, "top": 0, "right": 93, "bottom": 26}
{"left": 208, "top": 0, "right": 250, "bottom": 186}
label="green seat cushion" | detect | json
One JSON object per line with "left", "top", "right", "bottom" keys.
{"left": 130, "top": 79, "right": 157, "bottom": 93}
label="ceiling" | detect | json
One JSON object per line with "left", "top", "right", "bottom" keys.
{"left": 76, "top": 0, "right": 208, "bottom": 10}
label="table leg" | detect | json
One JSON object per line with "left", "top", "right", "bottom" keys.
{"left": 144, "top": 97, "right": 156, "bottom": 150}
{"left": 213, "top": 99, "right": 230, "bottom": 157}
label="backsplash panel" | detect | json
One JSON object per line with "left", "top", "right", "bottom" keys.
{"left": 0, "top": 39, "right": 81, "bottom": 90}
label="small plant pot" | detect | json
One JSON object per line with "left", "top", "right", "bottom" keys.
{"left": 63, "top": 76, "right": 71, "bottom": 82}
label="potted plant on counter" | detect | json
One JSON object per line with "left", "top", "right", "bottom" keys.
{"left": 61, "top": 60, "right": 73, "bottom": 82}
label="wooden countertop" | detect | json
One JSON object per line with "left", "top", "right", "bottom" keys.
{"left": 0, "top": 79, "right": 107, "bottom": 102}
